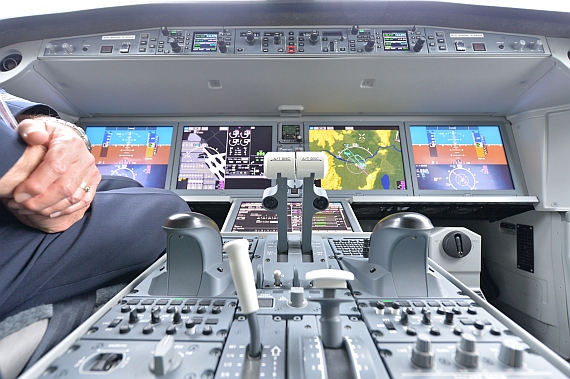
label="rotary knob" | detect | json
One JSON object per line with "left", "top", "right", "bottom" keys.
{"left": 530, "top": 39, "right": 544, "bottom": 50}
{"left": 274, "top": 33, "right": 282, "bottom": 45}
{"left": 45, "top": 43, "right": 60, "bottom": 54}
{"left": 413, "top": 36, "right": 426, "bottom": 52}
{"left": 309, "top": 30, "right": 319, "bottom": 45}
{"left": 410, "top": 334, "right": 435, "bottom": 368}
{"left": 245, "top": 30, "right": 255, "bottom": 45}
{"left": 455, "top": 333, "right": 479, "bottom": 368}
{"left": 498, "top": 339, "right": 525, "bottom": 368}
{"left": 513, "top": 39, "right": 526, "bottom": 50}
{"left": 167, "top": 37, "right": 182, "bottom": 53}
{"left": 351, "top": 25, "right": 359, "bottom": 35}
{"left": 218, "top": 37, "right": 227, "bottom": 53}
{"left": 160, "top": 26, "right": 170, "bottom": 36}
{"left": 62, "top": 43, "right": 74, "bottom": 53}
{"left": 364, "top": 38, "right": 375, "bottom": 52}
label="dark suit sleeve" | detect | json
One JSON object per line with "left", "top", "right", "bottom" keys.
{"left": 0, "top": 89, "right": 58, "bottom": 177}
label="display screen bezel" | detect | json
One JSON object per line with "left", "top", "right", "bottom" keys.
{"left": 405, "top": 121, "right": 528, "bottom": 196}
{"left": 169, "top": 121, "right": 277, "bottom": 197}
{"left": 303, "top": 121, "right": 413, "bottom": 196}
{"left": 83, "top": 122, "right": 178, "bottom": 189}
{"left": 221, "top": 198, "right": 362, "bottom": 234}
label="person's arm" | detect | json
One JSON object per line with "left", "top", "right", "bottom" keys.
{"left": 0, "top": 90, "right": 101, "bottom": 232}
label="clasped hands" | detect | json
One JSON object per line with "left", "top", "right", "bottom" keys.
{"left": 0, "top": 118, "right": 101, "bottom": 233}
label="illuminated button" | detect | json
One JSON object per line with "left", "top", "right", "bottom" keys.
{"left": 100, "top": 45, "right": 113, "bottom": 54}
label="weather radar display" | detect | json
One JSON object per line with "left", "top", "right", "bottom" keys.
{"left": 410, "top": 125, "right": 515, "bottom": 191}
{"left": 308, "top": 125, "right": 407, "bottom": 191}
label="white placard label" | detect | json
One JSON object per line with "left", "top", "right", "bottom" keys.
{"left": 102, "top": 35, "right": 136, "bottom": 40}
{"left": 450, "top": 33, "right": 485, "bottom": 38}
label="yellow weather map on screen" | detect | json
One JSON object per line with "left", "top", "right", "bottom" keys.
{"left": 308, "top": 126, "right": 407, "bottom": 191}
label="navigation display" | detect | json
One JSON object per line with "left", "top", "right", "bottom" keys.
{"left": 174, "top": 125, "right": 272, "bottom": 190}
{"left": 85, "top": 125, "right": 173, "bottom": 188}
{"left": 409, "top": 125, "right": 515, "bottom": 191}
{"left": 308, "top": 125, "right": 407, "bottom": 191}
{"left": 230, "top": 201, "right": 353, "bottom": 233}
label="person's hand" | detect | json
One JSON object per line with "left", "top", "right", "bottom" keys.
{"left": 5, "top": 117, "right": 101, "bottom": 219}
{"left": 1, "top": 197, "right": 87, "bottom": 233}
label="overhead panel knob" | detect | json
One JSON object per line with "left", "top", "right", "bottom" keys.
{"left": 413, "top": 36, "right": 426, "bottom": 52}
{"left": 218, "top": 37, "right": 227, "bottom": 53}
{"left": 274, "top": 33, "right": 282, "bottom": 45}
{"left": 46, "top": 43, "right": 60, "bottom": 53}
{"left": 513, "top": 39, "right": 526, "bottom": 50}
{"left": 351, "top": 25, "right": 360, "bottom": 35}
{"left": 365, "top": 38, "right": 375, "bottom": 52}
{"left": 167, "top": 37, "right": 182, "bottom": 53}
{"left": 62, "top": 43, "right": 74, "bottom": 53}
{"left": 530, "top": 39, "right": 543, "bottom": 50}
{"left": 309, "top": 30, "right": 319, "bottom": 45}
{"left": 245, "top": 30, "right": 255, "bottom": 45}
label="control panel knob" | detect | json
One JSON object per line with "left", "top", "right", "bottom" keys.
{"left": 444, "top": 310, "right": 455, "bottom": 325}
{"left": 411, "top": 334, "right": 435, "bottom": 368}
{"left": 351, "top": 25, "right": 360, "bottom": 35}
{"left": 422, "top": 310, "right": 432, "bottom": 325}
{"left": 160, "top": 26, "right": 170, "bottom": 36}
{"left": 443, "top": 231, "right": 472, "bottom": 258}
{"left": 167, "top": 37, "right": 182, "bottom": 53}
{"left": 62, "top": 43, "right": 74, "bottom": 53}
{"left": 531, "top": 39, "right": 544, "bottom": 50}
{"left": 364, "top": 38, "right": 375, "bottom": 52}
{"left": 455, "top": 333, "right": 480, "bottom": 368}
{"left": 399, "top": 312, "right": 409, "bottom": 325}
{"left": 289, "top": 287, "right": 307, "bottom": 308}
{"left": 274, "top": 33, "right": 282, "bottom": 45}
{"left": 309, "top": 30, "right": 319, "bottom": 45}
{"left": 375, "top": 301, "right": 385, "bottom": 315}
{"left": 498, "top": 339, "right": 525, "bottom": 368}
{"left": 45, "top": 43, "right": 60, "bottom": 53}
{"left": 245, "top": 30, "right": 255, "bottom": 45}
{"left": 218, "top": 37, "right": 227, "bottom": 53}
{"left": 149, "top": 336, "right": 182, "bottom": 376}
{"left": 513, "top": 39, "right": 526, "bottom": 50}
{"left": 413, "top": 36, "right": 426, "bottom": 52}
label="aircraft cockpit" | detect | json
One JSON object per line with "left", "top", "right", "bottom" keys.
{"left": 1, "top": 1, "right": 570, "bottom": 378}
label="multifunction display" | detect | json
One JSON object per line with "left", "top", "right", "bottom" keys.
{"left": 85, "top": 126, "right": 173, "bottom": 188}
{"left": 175, "top": 125, "right": 272, "bottom": 190}
{"left": 308, "top": 125, "right": 407, "bottom": 191}
{"left": 410, "top": 125, "right": 515, "bottom": 190}
{"left": 383, "top": 31, "right": 409, "bottom": 51}
{"left": 192, "top": 32, "right": 218, "bottom": 52}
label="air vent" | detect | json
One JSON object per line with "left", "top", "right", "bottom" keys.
{"left": 516, "top": 224, "right": 534, "bottom": 273}
{"left": 1, "top": 53, "right": 22, "bottom": 72}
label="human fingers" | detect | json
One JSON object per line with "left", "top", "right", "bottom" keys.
{"left": 12, "top": 134, "right": 94, "bottom": 208}
{"left": 17, "top": 163, "right": 101, "bottom": 217}
{"left": 43, "top": 170, "right": 101, "bottom": 218}
{"left": 13, "top": 207, "right": 88, "bottom": 233}
{"left": 16, "top": 118, "right": 50, "bottom": 146}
